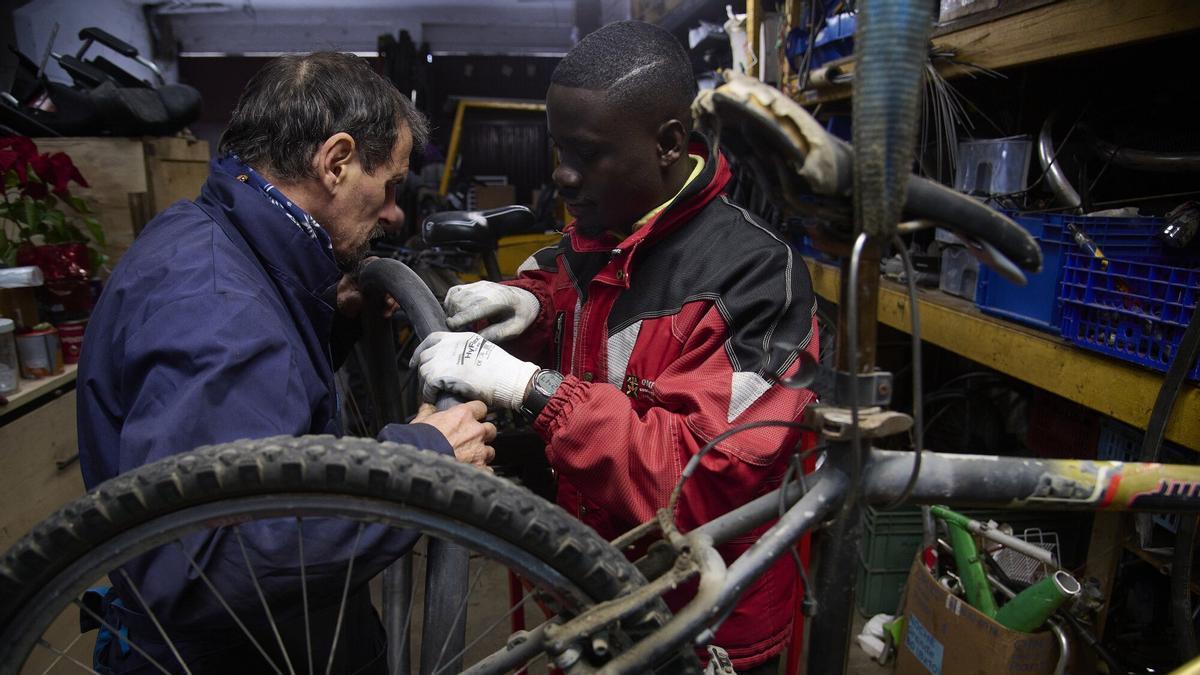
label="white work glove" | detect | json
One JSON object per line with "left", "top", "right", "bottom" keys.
{"left": 444, "top": 281, "right": 540, "bottom": 342}
{"left": 410, "top": 331, "right": 540, "bottom": 410}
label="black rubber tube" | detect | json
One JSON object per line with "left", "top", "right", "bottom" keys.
{"left": 359, "top": 258, "right": 462, "bottom": 411}
{"left": 357, "top": 257, "right": 469, "bottom": 675}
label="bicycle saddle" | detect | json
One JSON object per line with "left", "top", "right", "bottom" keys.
{"left": 421, "top": 205, "right": 536, "bottom": 251}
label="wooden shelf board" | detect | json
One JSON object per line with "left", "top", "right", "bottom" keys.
{"left": 0, "top": 364, "right": 78, "bottom": 420}
{"left": 795, "top": 0, "right": 1200, "bottom": 105}
{"left": 804, "top": 257, "right": 1200, "bottom": 451}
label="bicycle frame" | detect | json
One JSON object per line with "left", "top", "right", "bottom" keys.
{"left": 459, "top": 443, "right": 1200, "bottom": 675}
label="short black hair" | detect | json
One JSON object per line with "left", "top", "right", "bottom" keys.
{"left": 551, "top": 21, "right": 696, "bottom": 123}
{"left": 219, "top": 52, "right": 429, "bottom": 181}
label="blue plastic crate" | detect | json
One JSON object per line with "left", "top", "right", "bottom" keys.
{"left": 975, "top": 212, "right": 1167, "bottom": 332}
{"left": 1059, "top": 253, "right": 1199, "bottom": 380}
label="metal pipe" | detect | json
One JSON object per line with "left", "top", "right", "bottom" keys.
{"left": 987, "top": 572, "right": 1070, "bottom": 675}
{"left": 993, "top": 571, "right": 1081, "bottom": 633}
{"left": 864, "top": 448, "right": 1200, "bottom": 512}
{"left": 459, "top": 623, "right": 549, "bottom": 675}
{"left": 1038, "top": 115, "right": 1082, "bottom": 211}
{"left": 1089, "top": 137, "right": 1200, "bottom": 173}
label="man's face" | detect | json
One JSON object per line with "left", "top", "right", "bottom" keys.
{"left": 325, "top": 126, "right": 412, "bottom": 270}
{"left": 547, "top": 84, "right": 665, "bottom": 238}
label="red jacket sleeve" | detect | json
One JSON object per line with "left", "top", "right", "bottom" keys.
{"left": 501, "top": 247, "right": 561, "bottom": 362}
{"left": 534, "top": 304, "right": 818, "bottom": 531}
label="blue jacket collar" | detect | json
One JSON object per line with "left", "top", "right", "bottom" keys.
{"left": 198, "top": 158, "right": 341, "bottom": 299}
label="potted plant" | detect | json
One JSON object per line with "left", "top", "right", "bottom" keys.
{"left": 0, "top": 136, "right": 106, "bottom": 317}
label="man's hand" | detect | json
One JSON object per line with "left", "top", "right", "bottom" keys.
{"left": 336, "top": 258, "right": 399, "bottom": 320}
{"left": 413, "top": 400, "right": 497, "bottom": 470}
{"left": 444, "top": 281, "right": 539, "bottom": 341}
{"left": 411, "top": 331, "right": 540, "bottom": 410}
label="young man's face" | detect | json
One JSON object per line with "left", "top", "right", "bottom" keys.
{"left": 547, "top": 84, "right": 667, "bottom": 238}
{"left": 325, "top": 126, "right": 412, "bottom": 270}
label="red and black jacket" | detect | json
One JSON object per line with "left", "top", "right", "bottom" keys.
{"left": 507, "top": 133, "right": 818, "bottom": 668}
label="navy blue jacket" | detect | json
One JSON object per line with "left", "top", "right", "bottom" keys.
{"left": 77, "top": 160, "right": 450, "bottom": 672}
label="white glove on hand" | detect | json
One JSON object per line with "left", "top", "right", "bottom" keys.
{"left": 411, "top": 331, "right": 540, "bottom": 410}
{"left": 444, "top": 281, "right": 540, "bottom": 342}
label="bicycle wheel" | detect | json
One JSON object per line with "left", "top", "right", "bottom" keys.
{"left": 0, "top": 436, "right": 679, "bottom": 674}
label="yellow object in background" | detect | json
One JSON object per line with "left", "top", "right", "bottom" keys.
{"left": 457, "top": 232, "right": 563, "bottom": 282}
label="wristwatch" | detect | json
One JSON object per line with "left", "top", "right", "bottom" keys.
{"left": 521, "top": 369, "right": 565, "bottom": 419}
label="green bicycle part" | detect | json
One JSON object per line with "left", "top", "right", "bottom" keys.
{"left": 931, "top": 505, "right": 998, "bottom": 617}
{"left": 993, "top": 570, "right": 1082, "bottom": 633}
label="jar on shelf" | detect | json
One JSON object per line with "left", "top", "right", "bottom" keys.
{"left": 0, "top": 318, "right": 18, "bottom": 395}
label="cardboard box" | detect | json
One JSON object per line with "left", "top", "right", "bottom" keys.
{"left": 472, "top": 184, "right": 516, "bottom": 211}
{"left": 895, "top": 559, "right": 1058, "bottom": 675}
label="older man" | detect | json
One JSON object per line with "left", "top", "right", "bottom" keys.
{"left": 78, "top": 52, "right": 494, "bottom": 674}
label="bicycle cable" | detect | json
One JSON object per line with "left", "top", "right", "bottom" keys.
{"left": 877, "top": 235, "right": 925, "bottom": 509}
{"left": 667, "top": 420, "right": 812, "bottom": 523}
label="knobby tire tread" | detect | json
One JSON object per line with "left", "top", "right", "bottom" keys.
{"left": 0, "top": 435, "right": 668, "bottom": 655}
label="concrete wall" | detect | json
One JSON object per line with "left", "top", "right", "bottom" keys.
{"left": 12, "top": 0, "right": 175, "bottom": 84}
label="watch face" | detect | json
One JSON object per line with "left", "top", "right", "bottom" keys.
{"left": 536, "top": 370, "right": 564, "bottom": 394}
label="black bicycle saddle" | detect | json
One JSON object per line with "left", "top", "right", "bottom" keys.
{"left": 421, "top": 205, "right": 537, "bottom": 251}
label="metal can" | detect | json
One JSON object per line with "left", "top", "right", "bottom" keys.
{"left": 0, "top": 318, "right": 18, "bottom": 395}
{"left": 16, "top": 325, "right": 63, "bottom": 379}
{"left": 57, "top": 319, "right": 88, "bottom": 365}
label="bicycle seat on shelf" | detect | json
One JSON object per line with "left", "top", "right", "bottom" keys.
{"left": 422, "top": 205, "right": 537, "bottom": 251}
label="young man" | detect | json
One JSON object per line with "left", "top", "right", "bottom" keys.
{"left": 79, "top": 52, "right": 495, "bottom": 673}
{"left": 413, "top": 21, "right": 818, "bottom": 672}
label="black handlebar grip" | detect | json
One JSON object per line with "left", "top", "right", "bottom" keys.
{"left": 78, "top": 27, "right": 137, "bottom": 57}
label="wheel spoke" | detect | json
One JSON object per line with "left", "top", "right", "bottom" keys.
{"left": 36, "top": 638, "right": 100, "bottom": 675}
{"left": 298, "top": 517, "right": 315, "bottom": 675}
{"left": 234, "top": 526, "right": 298, "bottom": 675}
{"left": 433, "top": 586, "right": 537, "bottom": 675}
{"left": 398, "top": 551, "right": 420, "bottom": 675}
{"left": 175, "top": 539, "right": 285, "bottom": 674}
{"left": 38, "top": 632, "right": 85, "bottom": 675}
{"left": 72, "top": 598, "right": 175, "bottom": 675}
{"left": 323, "top": 522, "right": 365, "bottom": 675}
{"left": 431, "top": 560, "right": 488, "bottom": 673}
{"left": 118, "top": 569, "right": 194, "bottom": 675}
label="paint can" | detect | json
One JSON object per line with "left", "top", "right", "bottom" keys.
{"left": 57, "top": 319, "right": 87, "bottom": 364}
{"left": 16, "top": 325, "right": 62, "bottom": 379}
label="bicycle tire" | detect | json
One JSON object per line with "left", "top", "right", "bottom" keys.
{"left": 1173, "top": 513, "right": 1199, "bottom": 663}
{"left": 0, "top": 435, "right": 680, "bottom": 673}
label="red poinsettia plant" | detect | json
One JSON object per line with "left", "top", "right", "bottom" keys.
{"left": 0, "top": 136, "right": 106, "bottom": 270}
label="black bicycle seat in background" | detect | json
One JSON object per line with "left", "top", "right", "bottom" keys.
{"left": 421, "top": 205, "right": 540, "bottom": 251}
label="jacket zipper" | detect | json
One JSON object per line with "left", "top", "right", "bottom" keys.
{"left": 553, "top": 311, "right": 565, "bottom": 371}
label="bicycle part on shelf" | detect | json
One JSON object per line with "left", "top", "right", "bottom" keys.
{"left": 1039, "top": 113, "right": 1083, "bottom": 211}
{"left": 0, "top": 436, "right": 684, "bottom": 675}
{"left": 803, "top": 405, "right": 913, "bottom": 441}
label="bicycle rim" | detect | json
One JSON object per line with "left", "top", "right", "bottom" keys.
{"left": 0, "top": 436, "right": 668, "bottom": 675}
